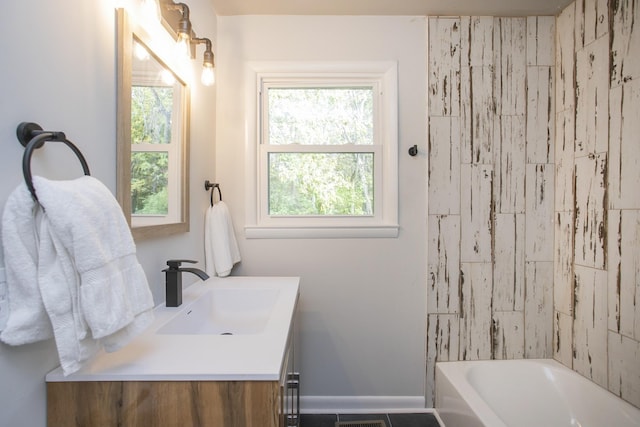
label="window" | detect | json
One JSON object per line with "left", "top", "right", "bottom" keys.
{"left": 246, "top": 62, "right": 398, "bottom": 238}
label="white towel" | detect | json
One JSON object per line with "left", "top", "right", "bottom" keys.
{"left": 0, "top": 185, "right": 53, "bottom": 345}
{"left": 204, "top": 201, "right": 241, "bottom": 277}
{"left": 1, "top": 176, "right": 154, "bottom": 375}
{"left": 38, "top": 216, "right": 98, "bottom": 373}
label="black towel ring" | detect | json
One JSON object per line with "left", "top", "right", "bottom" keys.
{"left": 204, "top": 180, "right": 222, "bottom": 206}
{"left": 17, "top": 122, "right": 91, "bottom": 203}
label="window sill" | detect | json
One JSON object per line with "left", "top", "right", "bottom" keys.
{"left": 244, "top": 224, "right": 399, "bottom": 239}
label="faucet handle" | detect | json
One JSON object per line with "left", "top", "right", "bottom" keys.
{"left": 166, "top": 259, "right": 198, "bottom": 269}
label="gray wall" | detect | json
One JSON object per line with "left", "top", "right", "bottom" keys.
{"left": 0, "top": 5, "right": 428, "bottom": 422}
{"left": 0, "top": 1, "right": 217, "bottom": 425}
{"left": 216, "top": 16, "right": 428, "bottom": 408}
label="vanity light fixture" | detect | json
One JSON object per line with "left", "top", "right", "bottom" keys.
{"left": 192, "top": 37, "right": 215, "bottom": 86}
{"left": 166, "top": 2, "right": 192, "bottom": 61}
{"left": 162, "top": 0, "right": 216, "bottom": 85}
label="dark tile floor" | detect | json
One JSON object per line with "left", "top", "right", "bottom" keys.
{"left": 300, "top": 412, "right": 441, "bottom": 427}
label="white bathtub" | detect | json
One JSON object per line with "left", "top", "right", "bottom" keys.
{"left": 435, "top": 359, "right": 640, "bottom": 427}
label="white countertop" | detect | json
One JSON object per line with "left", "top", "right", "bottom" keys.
{"left": 46, "top": 276, "right": 299, "bottom": 382}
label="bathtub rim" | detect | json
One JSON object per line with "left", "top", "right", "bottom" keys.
{"left": 436, "top": 359, "right": 508, "bottom": 427}
{"left": 435, "top": 358, "right": 640, "bottom": 427}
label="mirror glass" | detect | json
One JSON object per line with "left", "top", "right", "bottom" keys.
{"left": 116, "top": 8, "right": 190, "bottom": 240}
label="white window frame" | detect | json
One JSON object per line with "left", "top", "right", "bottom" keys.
{"left": 245, "top": 61, "right": 399, "bottom": 239}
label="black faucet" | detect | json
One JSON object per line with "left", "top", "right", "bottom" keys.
{"left": 162, "top": 259, "right": 210, "bottom": 307}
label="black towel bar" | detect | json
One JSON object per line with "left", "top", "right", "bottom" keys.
{"left": 204, "top": 180, "right": 222, "bottom": 206}
{"left": 17, "top": 122, "right": 91, "bottom": 203}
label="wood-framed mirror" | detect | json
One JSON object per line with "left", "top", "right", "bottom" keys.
{"left": 116, "top": 8, "right": 190, "bottom": 240}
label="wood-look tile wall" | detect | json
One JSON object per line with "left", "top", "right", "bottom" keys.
{"left": 555, "top": 0, "right": 640, "bottom": 408}
{"left": 428, "top": 3, "right": 640, "bottom": 408}
{"left": 426, "top": 16, "right": 555, "bottom": 404}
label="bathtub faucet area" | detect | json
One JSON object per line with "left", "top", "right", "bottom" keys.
{"left": 163, "top": 259, "right": 210, "bottom": 307}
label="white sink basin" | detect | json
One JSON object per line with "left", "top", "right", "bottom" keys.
{"left": 157, "top": 287, "right": 281, "bottom": 335}
{"left": 45, "top": 276, "right": 300, "bottom": 382}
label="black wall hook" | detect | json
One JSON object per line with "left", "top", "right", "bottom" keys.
{"left": 408, "top": 145, "right": 418, "bottom": 156}
{"left": 204, "top": 180, "right": 222, "bottom": 206}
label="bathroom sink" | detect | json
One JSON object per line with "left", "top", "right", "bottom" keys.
{"left": 157, "top": 287, "right": 281, "bottom": 335}
{"left": 45, "top": 276, "right": 299, "bottom": 382}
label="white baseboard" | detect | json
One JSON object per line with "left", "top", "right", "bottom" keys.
{"left": 300, "top": 395, "right": 427, "bottom": 414}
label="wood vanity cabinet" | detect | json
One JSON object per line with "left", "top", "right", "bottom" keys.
{"left": 48, "top": 380, "right": 279, "bottom": 426}
{"left": 47, "top": 337, "right": 299, "bottom": 427}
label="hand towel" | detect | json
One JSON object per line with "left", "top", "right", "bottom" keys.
{"left": 0, "top": 184, "right": 53, "bottom": 345}
{"left": 204, "top": 201, "right": 241, "bottom": 277}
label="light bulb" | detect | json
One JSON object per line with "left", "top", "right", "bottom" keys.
{"left": 176, "top": 33, "right": 191, "bottom": 62}
{"left": 201, "top": 63, "right": 215, "bottom": 86}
